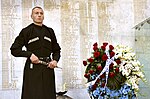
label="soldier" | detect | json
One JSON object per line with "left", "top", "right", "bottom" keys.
{"left": 10, "top": 6, "right": 61, "bottom": 99}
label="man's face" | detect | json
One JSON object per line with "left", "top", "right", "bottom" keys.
{"left": 31, "top": 8, "right": 44, "bottom": 24}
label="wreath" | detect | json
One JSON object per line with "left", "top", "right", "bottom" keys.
{"left": 83, "top": 42, "right": 146, "bottom": 98}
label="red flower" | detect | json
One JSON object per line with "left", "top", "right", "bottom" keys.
{"left": 93, "top": 42, "right": 98, "bottom": 47}
{"left": 109, "top": 63, "right": 114, "bottom": 69}
{"left": 115, "top": 67, "right": 119, "bottom": 73}
{"left": 95, "top": 78, "right": 100, "bottom": 83}
{"left": 110, "top": 51, "right": 115, "bottom": 58}
{"left": 94, "top": 51, "right": 100, "bottom": 58}
{"left": 115, "top": 59, "right": 121, "bottom": 65}
{"left": 97, "top": 65, "right": 103, "bottom": 71}
{"left": 101, "top": 46, "right": 106, "bottom": 50}
{"left": 83, "top": 61, "right": 87, "bottom": 66}
{"left": 100, "top": 74, "right": 105, "bottom": 78}
{"left": 102, "top": 54, "right": 108, "bottom": 61}
{"left": 88, "top": 58, "right": 94, "bottom": 63}
{"left": 83, "top": 42, "right": 126, "bottom": 91}
{"left": 101, "top": 82, "right": 105, "bottom": 87}
{"left": 89, "top": 69, "right": 94, "bottom": 74}
{"left": 103, "top": 42, "right": 108, "bottom": 47}
{"left": 84, "top": 73, "right": 89, "bottom": 78}
{"left": 109, "top": 45, "right": 114, "bottom": 50}
{"left": 109, "top": 72, "right": 115, "bottom": 78}
{"left": 93, "top": 46, "right": 98, "bottom": 51}
{"left": 92, "top": 84, "right": 97, "bottom": 90}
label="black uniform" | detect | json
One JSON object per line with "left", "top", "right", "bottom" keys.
{"left": 10, "top": 23, "right": 61, "bottom": 99}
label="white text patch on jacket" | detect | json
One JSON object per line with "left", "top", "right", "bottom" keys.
{"left": 28, "top": 37, "right": 39, "bottom": 44}
{"left": 44, "top": 36, "right": 51, "bottom": 42}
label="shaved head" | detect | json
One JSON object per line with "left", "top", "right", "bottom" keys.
{"left": 31, "top": 6, "right": 43, "bottom": 15}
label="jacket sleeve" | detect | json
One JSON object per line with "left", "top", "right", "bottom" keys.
{"left": 49, "top": 28, "right": 61, "bottom": 62}
{"left": 10, "top": 29, "right": 32, "bottom": 58}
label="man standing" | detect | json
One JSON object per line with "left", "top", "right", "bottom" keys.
{"left": 10, "top": 6, "right": 61, "bottom": 99}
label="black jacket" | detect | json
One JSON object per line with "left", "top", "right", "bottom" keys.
{"left": 10, "top": 23, "right": 61, "bottom": 61}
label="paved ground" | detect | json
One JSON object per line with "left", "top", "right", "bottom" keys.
{"left": 0, "top": 87, "right": 149, "bottom": 99}
{"left": 0, "top": 88, "right": 90, "bottom": 99}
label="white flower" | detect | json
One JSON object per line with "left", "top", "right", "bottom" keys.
{"left": 115, "top": 44, "right": 146, "bottom": 92}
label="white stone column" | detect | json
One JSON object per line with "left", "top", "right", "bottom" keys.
{"left": 108, "top": 0, "right": 134, "bottom": 47}
{"left": 33, "top": 0, "right": 44, "bottom": 7}
{"left": 60, "top": 0, "right": 83, "bottom": 89}
{"left": 80, "top": 0, "right": 99, "bottom": 87}
{"left": 60, "top": 0, "right": 99, "bottom": 89}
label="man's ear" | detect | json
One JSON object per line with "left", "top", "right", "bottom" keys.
{"left": 31, "top": 14, "right": 33, "bottom": 19}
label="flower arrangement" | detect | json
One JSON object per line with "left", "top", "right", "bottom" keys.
{"left": 83, "top": 42, "right": 146, "bottom": 99}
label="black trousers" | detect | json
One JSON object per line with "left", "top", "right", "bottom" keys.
{"left": 21, "top": 61, "right": 56, "bottom": 99}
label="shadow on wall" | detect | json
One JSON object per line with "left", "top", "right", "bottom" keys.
{"left": 56, "top": 91, "right": 73, "bottom": 99}
{"left": 56, "top": 95, "right": 73, "bottom": 99}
